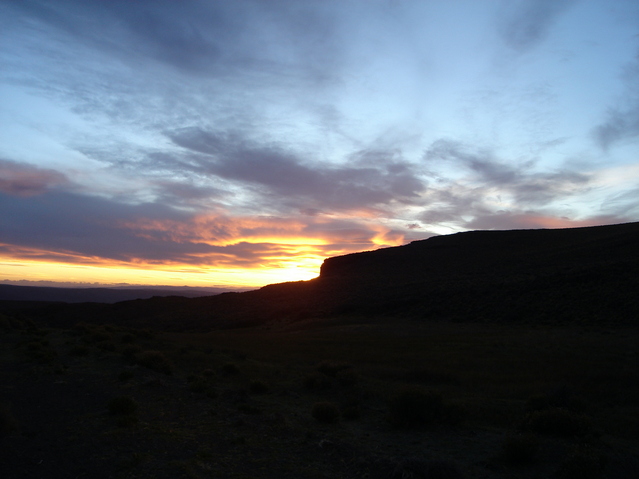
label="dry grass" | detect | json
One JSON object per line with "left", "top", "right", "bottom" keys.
{"left": 1, "top": 315, "right": 638, "bottom": 478}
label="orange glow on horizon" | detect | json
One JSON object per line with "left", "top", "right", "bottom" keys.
{"left": 0, "top": 255, "right": 322, "bottom": 288}
{"left": 0, "top": 242, "right": 332, "bottom": 288}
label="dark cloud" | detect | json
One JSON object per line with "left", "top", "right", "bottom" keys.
{"left": 418, "top": 139, "right": 599, "bottom": 230}
{"left": 0, "top": 160, "right": 69, "bottom": 196}
{"left": 168, "top": 127, "right": 426, "bottom": 212}
{"left": 594, "top": 106, "right": 639, "bottom": 149}
{"left": 5, "top": 0, "right": 341, "bottom": 81}
{"left": 593, "top": 48, "right": 639, "bottom": 149}
{"left": 0, "top": 189, "right": 394, "bottom": 269}
{"left": 424, "top": 139, "right": 590, "bottom": 205}
{"left": 499, "top": 0, "right": 576, "bottom": 51}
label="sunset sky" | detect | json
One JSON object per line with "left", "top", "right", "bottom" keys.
{"left": 1, "top": 0, "right": 638, "bottom": 289}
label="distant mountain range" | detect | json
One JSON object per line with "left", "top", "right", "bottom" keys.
{"left": 0, "top": 284, "right": 239, "bottom": 304}
{"left": 3, "top": 221, "right": 638, "bottom": 330}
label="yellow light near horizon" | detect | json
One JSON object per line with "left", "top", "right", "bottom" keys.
{"left": 0, "top": 255, "right": 322, "bottom": 289}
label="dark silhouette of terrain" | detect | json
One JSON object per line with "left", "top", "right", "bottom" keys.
{"left": 2, "top": 222, "right": 639, "bottom": 479}
{"left": 2, "top": 221, "right": 638, "bottom": 330}
{"left": 0, "top": 284, "right": 234, "bottom": 304}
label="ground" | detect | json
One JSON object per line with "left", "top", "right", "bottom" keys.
{"left": 1, "top": 314, "right": 639, "bottom": 478}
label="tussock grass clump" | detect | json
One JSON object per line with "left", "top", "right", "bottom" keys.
{"left": 69, "top": 344, "right": 90, "bottom": 357}
{"left": 526, "top": 387, "right": 586, "bottom": 413}
{"left": 521, "top": 407, "right": 592, "bottom": 438}
{"left": 0, "top": 402, "right": 19, "bottom": 435}
{"left": 187, "top": 375, "right": 208, "bottom": 394}
{"left": 0, "top": 314, "right": 13, "bottom": 330}
{"left": 108, "top": 396, "right": 138, "bottom": 415}
{"left": 122, "top": 345, "right": 142, "bottom": 362}
{"left": 136, "top": 350, "right": 173, "bottom": 375}
{"left": 554, "top": 446, "right": 607, "bottom": 479}
{"left": 118, "top": 370, "right": 135, "bottom": 382}
{"left": 220, "top": 362, "right": 240, "bottom": 376}
{"left": 134, "top": 329, "right": 155, "bottom": 340}
{"left": 249, "top": 380, "right": 270, "bottom": 394}
{"left": 341, "top": 399, "right": 361, "bottom": 421}
{"left": 311, "top": 401, "right": 340, "bottom": 424}
{"left": 317, "top": 360, "right": 351, "bottom": 378}
{"left": 336, "top": 368, "right": 359, "bottom": 387}
{"left": 387, "top": 387, "right": 462, "bottom": 429}
{"left": 303, "top": 373, "right": 332, "bottom": 390}
{"left": 391, "top": 459, "right": 466, "bottom": 479}
{"left": 73, "top": 322, "right": 92, "bottom": 335}
{"left": 96, "top": 340, "right": 117, "bottom": 352}
{"left": 88, "top": 331, "right": 112, "bottom": 344}
{"left": 120, "top": 333, "right": 136, "bottom": 344}
{"left": 499, "top": 433, "right": 539, "bottom": 466}
{"left": 24, "top": 340, "right": 57, "bottom": 363}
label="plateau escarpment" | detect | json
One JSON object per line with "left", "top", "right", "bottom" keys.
{"left": 3, "top": 222, "right": 639, "bottom": 330}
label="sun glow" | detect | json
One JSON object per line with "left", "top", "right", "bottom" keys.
{"left": 0, "top": 245, "right": 325, "bottom": 289}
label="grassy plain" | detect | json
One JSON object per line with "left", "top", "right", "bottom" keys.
{"left": 1, "top": 314, "right": 638, "bottom": 478}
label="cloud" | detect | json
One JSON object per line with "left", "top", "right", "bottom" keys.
{"left": 465, "top": 212, "right": 625, "bottom": 231}
{"left": 424, "top": 139, "right": 590, "bottom": 203}
{"left": 4, "top": 0, "right": 341, "bottom": 82}
{"left": 593, "top": 52, "right": 639, "bottom": 149}
{"left": 594, "top": 107, "right": 639, "bottom": 149}
{"left": 167, "top": 127, "right": 426, "bottom": 212}
{"left": 0, "top": 189, "right": 401, "bottom": 271}
{"left": 498, "top": 0, "right": 576, "bottom": 51}
{"left": 0, "top": 160, "right": 69, "bottom": 196}
{"left": 419, "top": 139, "right": 600, "bottom": 229}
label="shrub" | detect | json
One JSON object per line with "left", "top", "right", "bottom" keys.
{"left": 134, "top": 329, "right": 155, "bottom": 340}
{"left": 122, "top": 345, "right": 142, "bottom": 362}
{"left": 526, "top": 387, "right": 585, "bottom": 413}
{"left": 388, "top": 387, "right": 451, "bottom": 429}
{"left": 0, "top": 314, "right": 12, "bottom": 331}
{"left": 0, "top": 402, "right": 19, "bottom": 435}
{"left": 136, "top": 350, "right": 173, "bottom": 375}
{"left": 108, "top": 396, "right": 138, "bottom": 415}
{"left": 521, "top": 408, "right": 591, "bottom": 437}
{"left": 89, "top": 331, "right": 112, "bottom": 344}
{"left": 96, "top": 341, "right": 116, "bottom": 352}
{"left": 303, "top": 373, "right": 332, "bottom": 390}
{"left": 312, "top": 402, "right": 340, "bottom": 424}
{"left": 500, "top": 433, "right": 539, "bottom": 466}
{"left": 249, "top": 380, "right": 270, "bottom": 394}
{"left": 554, "top": 446, "right": 607, "bottom": 479}
{"left": 336, "top": 369, "right": 359, "bottom": 387}
{"left": 120, "top": 333, "right": 136, "bottom": 344}
{"left": 341, "top": 400, "right": 361, "bottom": 421}
{"left": 69, "top": 344, "right": 90, "bottom": 357}
{"left": 317, "top": 361, "right": 351, "bottom": 378}
{"left": 237, "top": 403, "right": 262, "bottom": 415}
{"left": 220, "top": 362, "right": 240, "bottom": 376}
{"left": 118, "top": 370, "right": 135, "bottom": 382}
{"left": 188, "top": 377, "right": 208, "bottom": 394}
{"left": 391, "top": 459, "right": 466, "bottom": 479}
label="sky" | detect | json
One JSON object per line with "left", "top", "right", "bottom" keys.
{"left": 1, "top": 0, "right": 638, "bottom": 289}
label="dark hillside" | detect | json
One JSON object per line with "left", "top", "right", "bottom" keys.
{"left": 0, "top": 284, "right": 229, "bottom": 303}
{"left": 4, "top": 222, "right": 639, "bottom": 330}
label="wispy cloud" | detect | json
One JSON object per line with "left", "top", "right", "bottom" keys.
{"left": 498, "top": 0, "right": 576, "bottom": 52}
{"left": 168, "top": 127, "right": 425, "bottom": 213}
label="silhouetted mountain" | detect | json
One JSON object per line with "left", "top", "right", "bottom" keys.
{"left": 0, "top": 284, "right": 231, "bottom": 304}
{"left": 3, "top": 222, "right": 639, "bottom": 330}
